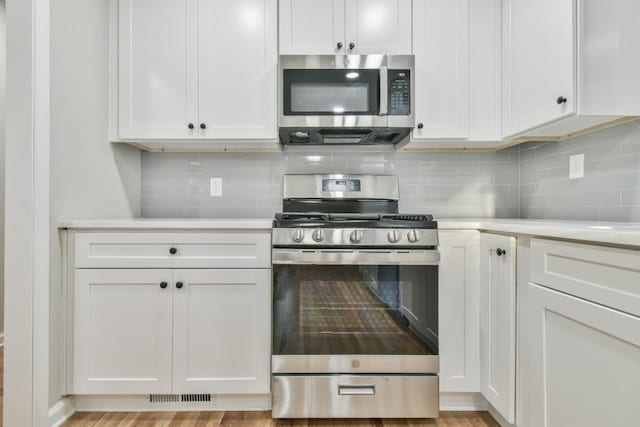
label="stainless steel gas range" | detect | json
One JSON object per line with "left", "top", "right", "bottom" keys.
{"left": 271, "top": 174, "right": 440, "bottom": 419}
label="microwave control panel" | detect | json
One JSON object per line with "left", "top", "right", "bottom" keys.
{"left": 388, "top": 70, "right": 411, "bottom": 115}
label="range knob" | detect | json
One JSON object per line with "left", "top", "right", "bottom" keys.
{"left": 388, "top": 229, "right": 402, "bottom": 243}
{"left": 312, "top": 228, "right": 325, "bottom": 242}
{"left": 350, "top": 230, "right": 364, "bottom": 244}
{"left": 291, "top": 228, "right": 305, "bottom": 242}
{"left": 407, "top": 230, "right": 420, "bottom": 243}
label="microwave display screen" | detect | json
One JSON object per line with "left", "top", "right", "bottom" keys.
{"left": 291, "top": 83, "right": 369, "bottom": 113}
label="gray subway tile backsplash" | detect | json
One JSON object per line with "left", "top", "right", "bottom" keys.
{"left": 141, "top": 146, "right": 521, "bottom": 219}
{"left": 519, "top": 121, "right": 640, "bottom": 222}
{"left": 141, "top": 121, "right": 640, "bottom": 222}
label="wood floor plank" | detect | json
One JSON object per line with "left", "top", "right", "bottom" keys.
{"left": 306, "top": 419, "right": 377, "bottom": 427}
{"left": 171, "top": 411, "right": 225, "bottom": 427}
{"left": 91, "top": 411, "right": 142, "bottom": 427}
{"left": 220, "top": 410, "right": 275, "bottom": 426}
{"left": 64, "top": 412, "right": 107, "bottom": 427}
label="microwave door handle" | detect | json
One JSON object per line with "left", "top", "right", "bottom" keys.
{"left": 379, "top": 66, "right": 388, "bottom": 116}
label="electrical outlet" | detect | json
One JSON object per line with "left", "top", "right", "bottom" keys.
{"left": 210, "top": 177, "right": 222, "bottom": 197}
{"left": 569, "top": 154, "right": 584, "bottom": 179}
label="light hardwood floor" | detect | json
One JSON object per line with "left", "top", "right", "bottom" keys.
{"left": 0, "top": 348, "right": 497, "bottom": 426}
{"left": 63, "top": 411, "right": 499, "bottom": 426}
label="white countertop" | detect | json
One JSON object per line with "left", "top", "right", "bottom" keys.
{"left": 437, "top": 219, "right": 640, "bottom": 247}
{"left": 59, "top": 218, "right": 640, "bottom": 247}
{"left": 58, "top": 218, "right": 273, "bottom": 230}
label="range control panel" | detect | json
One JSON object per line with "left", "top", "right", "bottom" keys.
{"left": 388, "top": 70, "right": 411, "bottom": 115}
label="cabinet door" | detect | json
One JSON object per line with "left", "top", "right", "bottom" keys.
{"left": 345, "top": 0, "right": 412, "bottom": 54}
{"left": 279, "top": 0, "right": 346, "bottom": 54}
{"left": 480, "top": 233, "right": 516, "bottom": 423}
{"left": 502, "top": 0, "right": 576, "bottom": 137}
{"left": 173, "top": 269, "right": 271, "bottom": 394}
{"left": 438, "top": 231, "right": 480, "bottom": 392}
{"left": 73, "top": 269, "right": 173, "bottom": 394}
{"left": 412, "top": 0, "right": 469, "bottom": 139}
{"left": 197, "top": 0, "right": 278, "bottom": 140}
{"left": 118, "top": 0, "right": 198, "bottom": 139}
{"left": 527, "top": 283, "right": 640, "bottom": 427}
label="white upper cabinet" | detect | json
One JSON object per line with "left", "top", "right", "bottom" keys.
{"left": 412, "top": 0, "right": 469, "bottom": 140}
{"left": 406, "top": 0, "right": 502, "bottom": 150}
{"left": 116, "top": 0, "right": 278, "bottom": 146}
{"left": 479, "top": 233, "right": 517, "bottom": 423}
{"left": 279, "top": 0, "right": 346, "bottom": 54}
{"left": 502, "top": 0, "right": 575, "bottom": 138}
{"left": 503, "top": 0, "right": 640, "bottom": 139}
{"left": 198, "top": 0, "right": 277, "bottom": 140}
{"left": 345, "top": 0, "right": 412, "bottom": 54}
{"left": 118, "top": 0, "right": 198, "bottom": 140}
{"left": 279, "top": 0, "right": 411, "bottom": 55}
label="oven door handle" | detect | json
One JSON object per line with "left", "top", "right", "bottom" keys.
{"left": 272, "top": 248, "right": 440, "bottom": 265}
{"left": 379, "top": 66, "right": 388, "bottom": 116}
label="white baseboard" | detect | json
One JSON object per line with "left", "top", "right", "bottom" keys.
{"left": 49, "top": 397, "right": 76, "bottom": 427}
{"left": 440, "top": 392, "right": 489, "bottom": 411}
{"left": 488, "top": 404, "right": 516, "bottom": 427}
{"left": 73, "top": 394, "right": 271, "bottom": 412}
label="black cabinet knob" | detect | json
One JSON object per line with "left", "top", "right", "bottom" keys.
{"left": 160, "top": 281, "right": 168, "bottom": 289}
{"left": 337, "top": 42, "right": 343, "bottom": 50}
{"left": 496, "top": 248, "right": 506, "bottom": 256}
{"left": 188, "top": 123, "right": 194, "bottom": 130}
{"left": 200, "top": 123, "right": 206, "bottom": 130}
{"left": 176, "top": 281, "right": 184, "bottom": 289}
{"left": 416, "top": 123, "right": 424, "bottom": 129}
{"left": 556, "top": 96, "right": 568, "bottom": 105}
{"left": 169, "top": 247, "right": 178, "bottom": 255}
{"left": 349, "top": 42, "right": 355, "bottom": 50}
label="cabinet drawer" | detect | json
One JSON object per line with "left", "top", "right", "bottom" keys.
{"left": 530, "top": 239, "right": 640, "bottom": 316}
{"left": 74, "top": 232, "right": 271, "bottom": 269}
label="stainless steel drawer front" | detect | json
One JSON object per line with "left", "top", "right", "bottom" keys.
{"left": 272, "top": 375, "right": 439, "bottom": 418}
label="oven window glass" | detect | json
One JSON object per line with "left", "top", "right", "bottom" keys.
{"left": 273, "top": 265, "right": 438, "bottom": 355}
{"left": 283, "top": 69, "right": 379, "bottom": 115}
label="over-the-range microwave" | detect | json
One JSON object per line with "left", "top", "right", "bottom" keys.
{"left": 279, "top": 55, "right": 414, "bottom": 146}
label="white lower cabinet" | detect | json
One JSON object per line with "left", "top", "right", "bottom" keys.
{"left": 173, "top": 269, "right": 271, "bottom": 394}
{"left": 72, "top": 266, "right": 271, "bottom": 395}
{"left": 479, "top": 233, "right": 516, "bottom": 423}
{"left": 73, "top": 269, "right": 174, "bottom": 394}
{"left": 526, "top": 283, "right": 640, "bottom": 427}
{"left": 438, "top": 231, "right": 480, "bottom": 392}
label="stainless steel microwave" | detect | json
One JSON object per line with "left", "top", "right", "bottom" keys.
{"left": 279, "top": 55, "right": 415, "bottom": 145}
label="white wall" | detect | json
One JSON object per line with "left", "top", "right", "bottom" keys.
{"left": 0, "top": 0, "right": 6, "bottom": 342}
{"left": 49, "top": 0, "right": 141, "bottom": 407}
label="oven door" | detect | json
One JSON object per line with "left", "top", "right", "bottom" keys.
{"left": 272, "top": 249, "right": 439, "bottom": 375}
